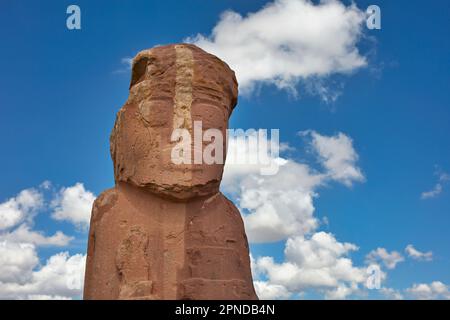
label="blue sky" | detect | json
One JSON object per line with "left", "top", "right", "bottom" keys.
{"left": 0, "top": 0, "right": 449, "bottom": 299}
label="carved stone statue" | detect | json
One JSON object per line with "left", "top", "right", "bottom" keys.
{"left": 83, "top": 44, "right": 257, "bottom": 300}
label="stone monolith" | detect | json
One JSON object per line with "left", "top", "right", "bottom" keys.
{"left": 83, "top": 44, "right": 258, "bottom": 300}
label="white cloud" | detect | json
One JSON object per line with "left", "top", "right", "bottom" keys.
{"left": 51, "top": 183, "right": 95, "bottom": 230}
{"left": 223, "top": 130, "right": 363, "bottom": 243}
{"left": 324, "top": 283, "right": 359, "bottom": 300}
{"left": 380, "top": 287, "right": 404, "bottom": 300}
{"left": 222, "top": 130, "right": 369, "bottom": 298}
{"left": 223, "top": 130, "right": 289, "bottom": 191}
{"left": 381, "top": 282, "right": 450, "bottom": 300}
{"left": 121, "top": 57, "right": 133, "bottom": 69}
{"left": 0, "top": 241, "right": 38, "bottom": 284}
{"left": 0, "top": 224, "right": 72, "bottom": 247}
{"left": 406, "top": 281, "right": 450, "bottom": 300}
{"left": 253, "top": 280, "right": 292, "bottom": 300}
{"left": 421, "top": 184, "right": 443, "bottom": 199}
{"left": 365, "top": 248, "right": 404, "bottom": 270}
{"left": 188, "top": 0, "right": 367, "bottom": 98}
{"left": 405, "top": 244, "right": 433, "bottom": 262}
{"left": 0, "top": 184, "right": 74, "bottom": 248}
{"left": 40, "top": 180, "right": 52, "bottom": 190}
{"left": 303, "top": 130, "right": 365, "bottom": 186}
{"left": 236, "top": 161, "right": 322, "bottom": 242}
{"left": 0, "top": 182, "right": 94, "bottom": 299}
{"left": 0, "top": 247, "right": 86, "bottom": 300}
{"left": 113, "top": 57, "right": 133, "bottom": 74}
{"left": 254, "top": 232, "right": 366, "bottom": 299}
{"left": 0, "top": 183, "right": 78, "bottom": 247}
{"left": 0, "top": 188, "right": 43, "bottom": 230}
{"left": 223, "top": 131, "right": 322, "bottom": 242}
{"left": 421, "top": 169, "right": 449, "bottom": 199}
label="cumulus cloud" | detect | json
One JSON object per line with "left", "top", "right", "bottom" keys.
{"left": 0, "top": 248, "right": 86, "bottom": 300}
{"left": 223, "top": 130, "right": 289, "bottom": 187}
{"left": 0, "top": 182, "right": 94, "bottom": 299}
{"left": 406, "top": 281, "right": 450, "bottom": 300}
{"left": 0, "top": 224, "right": 72, "bottom": 247}
{"left": 365, "top": 244, "right": 433, "bottom": 271}
{"left": 187, "top": 0, "right": 367, "bottom": 98}
{"left": 223, "top": 130, "right": 363, "bottom": 243}
{"left": 222, "top": 129, "right": 370, "bottom": 298}
{"left": 0, "top": 182, "right": 94, "bottom": 247}
{"left": 381, "top": 282, "right": 450, "bottom": 300}
{"left": 254, "top": 232, "right": 366, "bottom": 299}
{"left": 236, "top": 161, "right": 322, "bottom": 242}
{"left": 253, "top": 280, "right": 292, "bottom": 300}
{"left": 0, "top": 188, "right": 43, "bottom": 230}
{"left": 0, "top": 185, "right": 73, "bottom": 248}
{"left": 0, "top": 241, "right": 39, "bottom": 284}
{"left": 51, "top": 183, "right": 96, "bottom": 230}
{"left": 325, "top": 283, "right": 360, "bottom": 300}
{"left": 225, "top": 129, "right": 450, "bottom": 300}
{"left": 380, "top": 287, "right": 404, "bottom": 300}
{"left": 303, "top": 130, "right": 365, "bottom": 186}
{"left": 405, "top": 244, "right": 433, "bottom": 262}
{"left": 0, "top": 239, "right": 85, "bottom": 300}
{"left": 223, "top": 131, "right": 322, "bottom": 242}
{"left": 365, "top": 248, "right": 404, "bottom": 270}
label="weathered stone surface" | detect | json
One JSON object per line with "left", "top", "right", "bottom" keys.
{"left": 83, "top": 44, "right": 257, "bottom": 300}
{"left": 110, "top": 44, "right": 237, "bottom": 200}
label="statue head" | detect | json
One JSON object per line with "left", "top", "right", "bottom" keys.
{"left": 110, "top": 44, "right": 238, "bottom": 200}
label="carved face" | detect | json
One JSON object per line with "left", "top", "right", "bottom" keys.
{"left": 110, "top": 44, "right": 238, "bottom": 200}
